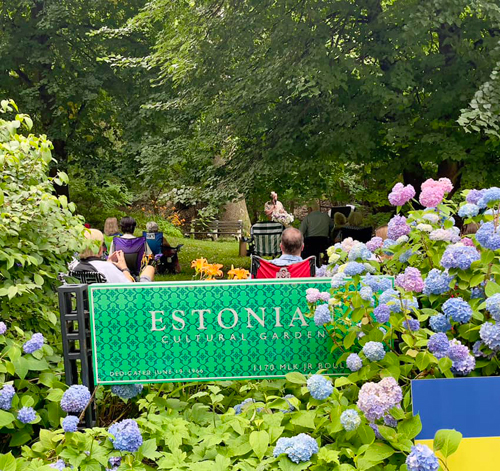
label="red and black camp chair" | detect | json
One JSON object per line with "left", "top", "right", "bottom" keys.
{"left": 250, "top": 256, "right": 316, "bottom": 279}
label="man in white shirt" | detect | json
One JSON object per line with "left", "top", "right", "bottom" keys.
{"left": 73, "top": 229, "right": 154, "bottom": 283}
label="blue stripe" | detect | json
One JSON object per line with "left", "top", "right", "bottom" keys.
{"left": 412, "top": 377, "right": 500, "bottom": 440}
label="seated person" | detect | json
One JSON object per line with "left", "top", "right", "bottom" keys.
{"left": 271, "top": 228, "right": 304, "bottom": 266}
{"left": 109, "top": 216, "right": 152, "bottom": 256}
{"left": 72, "top": 229, "right": 154, "bottom": 283}
{"left": 103, "top": 217, "right": 122, "bottom": 252}
{"left": 143, "top": 221, "right": 164, "bottom": 255}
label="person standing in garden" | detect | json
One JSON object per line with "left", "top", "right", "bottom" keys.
{"left": 271, "top": 228, "right": 304, "bottom": 266}
{"left": 300, "top": 205, "right": 334, "bottom": 265}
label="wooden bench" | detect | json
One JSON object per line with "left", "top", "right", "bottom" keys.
{"left": 184, "top": 219, "right": 243, "bottom": 241}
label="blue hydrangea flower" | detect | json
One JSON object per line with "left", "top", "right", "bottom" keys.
{"left": 486, "top": 293, "right": 500, "bottom": 322}
{"left": 477, "top": 187, "right": 500, "bottom": 208}
{"left": 23, "top": 333, "right": 44, "bottom": 354}
{"left": 314, "top": 304, "right": 331, "bottom": 327}
{"left": 111, "top": 384, "right": 144, "bottom": 400}
{"left": 440, "top": 245, "right": 480, "bottom": 270}
{"left": 0, "top": 322, "right": 7, "bottom": 335}
{"left": 343, "top": 262, "right": 367, "bottom": 276}
{"left": 361, "top": 275, "right": 393, "bottom": 293}
{"left": 306, "top": 375, "right": 333, "bottom": 400}
{"left": 348, "top": 243, "right": 372, "bottom": 261}
{"left": 280, "top": 394, "right": 296, "bottom": 413}
{"left": 442, "top": 298, "right": 472, "bottom": 324}
{"left": 362, "top": 342, "right": 386, "bottom": 361}
{"left": 451, "top": 355, "right": 476, "bottom": 376}
{"left": 50, "top": 460, "right": 67, "bottom": 470}
{"left": 346, "top": 353, "right": 362, "bottom": 372}
{"left": 234, "top": 398, "right": 255, "bottom": 415}
{"left": 17, "top": 407, "right": 37, "bottom": 424}
{"left": 458, "top": 203, "right": 480, "bottom": 218}
{"left": 429, "top": 314, "right": 452, "bottom": 332}
{"left": 62, "top": 415, "right": 79, "bottom": 432}
{"left": 286, "top": 434, "right": 319, "bottom": 463}
{"left": 406, "top": 444, "right": 439, "bottom": 471}
{"left": 108, "top": 419, "right": 143, "bottom": 452}
{"left": 340, "top": 409, "right": 361, "bottom": 431}
{"left": 480, "top": 322, "right": 500, "bottom": 350}
{"left": 359, "top": 286, "right": 373, "bottom": 301}
{"left": 423, "top": 269, "right": 454, "bottom": 295}
{"left": 373, "top": 304, "right": 390, "bottom": 324}
{"left": 471, "top": 287, "right": 485, "bottom": 299}
{"left": 428, "top": 333, "right": 449, "bottom": 355}
{"left": 0, "top": 385, "right": 15, "bottom": 411}
{"left": 402, "top": 319, "right": 420, "bottom": 331}
{"left": 60, "top": 385, "right": 91, "bottom": 413}
{"left": 108, "top": 457, "right": 122, "bottom": 469}
{"left": 331, "top": 273, "right": 347, "bottom": 288}
{"left": 476, "top": 222, "right": 500, "bottom": 251}
{"left": 399, "top": 249, "right": 413, "bottom": 264}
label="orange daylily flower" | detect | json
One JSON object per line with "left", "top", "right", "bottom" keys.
{"left": 191, "top": 258, "right": 208, "bottom": 274}
{"left": 227, "top": 265, "right": 250, "bottom": 280}
{"left": 202, "top": 263, "right": 224, "bottom": 280}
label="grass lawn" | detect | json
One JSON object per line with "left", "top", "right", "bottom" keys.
{"left": 155, "top": 236, "right": 251, "bottom": 281}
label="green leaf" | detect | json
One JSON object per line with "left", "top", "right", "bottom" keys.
{"left": 438, "top": 357, "right": 452, "bottom": 374}
{"left": 46, "top": 388, "right": 64, "bottom": 402}
{"left": 285, "top": 372, "right": 307, "bottom": 384}
{"left": 0, "top": 411, "right": 15, "bottom": 427}
{"left": 139, "top": 438, "right": 159, "bottom": 459}
{"left": 470, "top": 273, "right": 484, "bottom": 287}
{"left": 358, "top": 424, "right": 375, "bottom": 445}
{"left": 290, "top": 411, "right": 316, "bottom": 429}
{"left": 0, "top": 452, "right": 17, "bottom": 471}
{"left": 389, "top": 406, "right": 406, "bottom": 420}
{"left": 335, "top": 377, "right": 353, "bottom": 388}
{"left": 317, "top": 447, "right": 340, "bottom": 465}
{"left": 12, "top": 357, "right": 29, "bottom": 380}
{"left": 485, "top": 281, "right": 500, "bottom": 297}
{"left": 398, "top": 414, "right": 422, "bottom": 440}
{"left": 278, "top": 456, "right": 310, "bottom": 471}
{"left": 249, "top": 430, "right": 269, "bottom": 460}
{"left": 433, "top": 429, "right": 462, "bottom": 458}
{"left": 363, "top": 443, "right": 395, "bottom": 462}
{"left": 9, "top": 430, "right": 31, "bottom": 447}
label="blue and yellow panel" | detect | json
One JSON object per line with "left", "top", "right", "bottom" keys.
{"left": 412, "top": 377, "right": 500, "bottom": 470}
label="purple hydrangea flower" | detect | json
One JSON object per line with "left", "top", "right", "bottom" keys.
{"left": 387, "top": 215, "right": 411, "bottom": 240}
{"left": 62, "top": 415, "right": 79, "bottom": 432}
{"left": 480, "top": 322, "right": 500, "bottom": 350}
{"left": 399, "top": 249, "right": 414, "bottom": 263}
{"left": 442, "top": 298, "right": 472, "bottom": 324}
{"left": 388, "top": 183, "right": 416, "bottom": 206}
{"left": 366, "top": 237, "right": 383, "bottom": 252}
{"left": 60, "top": 385, "right": 91, "bottom": 413}
{"left": 373, "top": 304, "right": 391, "bottom": 324}
{"left": 357, "top": 377, "right": 402, "bottom": 421}
{"left": 395, "top": 267, "right": 424, "bottom": 292}
{"left": 0, "top": 322, "right": 7, "bottom": 335}
{"left": 109, "top": 457, "right": 122, "bottom": 468}
{"left": 0, "top": 385, "right": 15, "bottom": 411}
{"left": 486, "top": 293, "right": 500, "bottom": 322}
{"left": 477, "top": 187, "right": 500, "bottom": 208}
{"left": 346, "top": 353, "right": 363, "bottom": 372}
{"left": 451, "top": 355, "right": 476, "bottom": 376}
{"left": 466, "top": 189, "right": 485, "bottom": 205}
{"left": 476, "top": 222, "right": 500, "bottom": 251}
{"left": 17, "top": 406, "right": 36, "bottom": 424}
{"left": 379, "top": 289, "right": 418, "bottom": 313}
{"left": 446, "top": 340, "right": 470, "bottom": 362}
{"left": 458, "top": 203, "right": 480, "bottom": 218}
{"left": 319, "top": 291, "right": 331, "bottom": 302}
{"left": 274, "top": 434, "right": 318, "bottom": 463}
{"left": 428, "top": 333, "right": 450, "bottom": 356}
{"left": 440, "top": 244, "right": 480, "bottom": 270}
{"left": 314, "top": 304, "right": 331, "bottom": 327}
{"left": 362, "top": 342, "right": 386, "bottom": 361}
{"left": 384, "top": 414, "right": 398, "bottom": 428}
{"left": 406, "top": 444, "right": 439, "bottom": 471}
{"left": 50, "top": 460, "right": 67, "bottom": 470}
{"left": 361, "top": 274, "right": 392, "bottom": 293}
{"left": 108, "top": 419, "right": 143, "bottom": 452}
{"left": 402, "top": 319, "right": 420, "bottom": 331}
{"left": 23, "top": 333, "right": 44, "bottom": 354}
{"left": 340, "top": 409, "right": 361, "bottom": 431}
{"left": 429, "top": 314, "right": 452, "bottom": 332}
{"left": 111, "top": 384, "right": 144, "bottom": 400}
{"left": 423, "top": 269, "right": 453, "bottom": 295}
{"left": 306, "top": 375, "right": 333, "bottom": 400}
{"left": 370, "top": 423, "right": 383, "bottom": 439}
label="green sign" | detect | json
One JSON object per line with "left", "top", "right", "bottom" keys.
{"left": 89, "top": 278, "right": 347, "bottom": 385}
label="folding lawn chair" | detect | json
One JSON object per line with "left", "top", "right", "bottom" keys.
{"left": 143, "top": 231, "right": 164, "bottom": 256}
{"left": 248, "top": 221, "right": 284, "bottom": 257}
{"left": 250, "top": 256, "right": 316, "bottom": 279}
{"left": 112, "top": 236, "right": 146, "bottom": 276}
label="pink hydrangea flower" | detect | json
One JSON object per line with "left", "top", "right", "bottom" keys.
{"left": 306, "top": 288, "right": 321, "bottom": 303}
{"left": 341, "top": 237, "right": 355, "bottom": 253}
{"left": 388, "top": 183, "right": 416, "bottom": 206}
{"left": 461, "top": 237, "right": 475, "bottom": 247}
{"left": 366, "top": 237, "right": 383, "bottom": 252}
{"left": 395, "top": 267, "right": 424, "bottom": 292}
{"left": 419, "top": 178, "right": 453, "bottom": 208}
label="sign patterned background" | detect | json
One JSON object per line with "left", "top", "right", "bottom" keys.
{"left": 89, "top": 278, "right": 348, "bottom": 384}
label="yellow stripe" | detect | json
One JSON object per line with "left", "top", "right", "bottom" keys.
{"left": 417, "top": 437, "right": 500, "bottom": 471}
